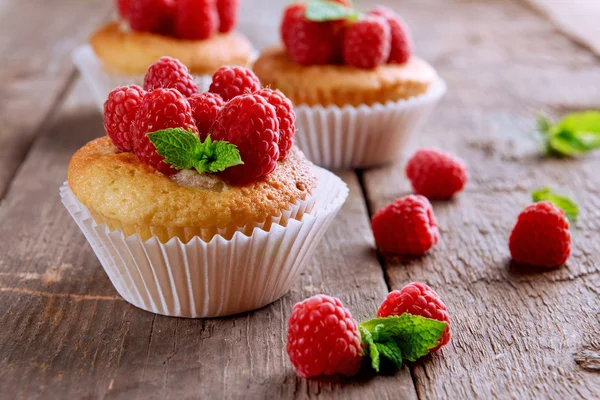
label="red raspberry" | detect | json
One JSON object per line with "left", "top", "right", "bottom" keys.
{"left": 212, "top": 94, "right": 279, "bottom": 184}
{"left": 216, "top": 0, "right": 239, "bottom": 33}
{"left": 104, "top": 85, "right": 146, "bottom": 152}
{"left": 377, "top": 282, "right": 450, "bottom": 352}
{"left": 255, "top": 88, "right": 295, "bottom": 160}
{"left": 208, "top": 66, "right": 261, "bottom": 102}
{"left": 371, "top": 195, "right": 439, "bottom": 256}
{"left": 281, "top": 3, "right": 345, "bottom": 66}
{"left": 509, "top": 201, "right": 571, "bottom": 268}
{"left": 406, "top": 148, "right": 468, "bottom": 199}
{"left": 132, "top": 89, "right": 199, "bottom": 175}
{"left": 117, "top": 0, "right": 132, "bottom": 19}
{"left": 143, "top": 56, "right": 199, "bottom": 97}
{"left": 287, "top": 295, "right": 363, "bottom": 378}
{"left": 129, "top": 0, "right": 175, "bottom": 34}
{"left": 188, "top": 92, "right": 224, "bottom": 140}
{"left": 175, "top": 0, "right": 218, "bottom": 40}
{"left": 343, "top": 15, "right": 391, "bottom": 69}
{"left": 369, "top": 7, "right": 413, "bottom": 64}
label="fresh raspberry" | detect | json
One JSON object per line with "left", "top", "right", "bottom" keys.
{"left": 343, "top": 15, "right": 391, "bottom": 69}
{"left": 132, "top": 88, "right": 199, "bottom": 175}
{"left": 406, "top": 148, "right": 468, "bottom": 199}
{"left": 208, "top": 66, "right": 261, "bottom": 102}
{"left": 216, "top": 0, "right": 239, "bottom": 33}
{"left": 188, "top": 92, "right": 224, "bottom": 139}
{"left": 371, "top": 195, "right": 439, "bottom": 256}
{"left": 212, "top": 94, "right": 279, "bottom": 184}
{"left": 377, "top": 282, "right": 450, "bottom": 352}
{"left": 281, "top": 3, "right": 345, "bottom": 66}
{"left": 117, "top": 0, "right": 132, "bottom": 19}
{"left": 143, "top": 56, "right": 199, "bottom": 97}
{"left": 175, "top": 0, "right": 218, "bottom": 40}
{"left": 509, "top": 201, "right": 571, "bottom": 268}
{"left": 369, "top": 6, "right": 414, "bottom": 64}
{"left": 129, "top": 0, "right": 175, "bottom": 34}
{"left": 287, "top": 295, "right": 363, "bottom": 378}
{"left": 104, "top": 85, "right": 146, "bottom": 152}
{"left": 254, "top": 88, "right": 295, "bottom": 160}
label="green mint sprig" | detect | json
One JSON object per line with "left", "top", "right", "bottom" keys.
{"left": 359, "top": 313, "right": 447, "bottom": 372}
{"left": 537, "top": 111, "right": 600, "bottom": 157}
{"left": 532, "top": 187, "right": 579, "bottom": 222}
{"left": 147, "top": 128, "right": 243, "bottom": 174}
{"left": 305, "top": 0, "right": 360, "bottom": 22}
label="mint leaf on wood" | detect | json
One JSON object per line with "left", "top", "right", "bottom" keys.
{"left": 305, "top": 0, "right": 359, "bottom": 22}
{"left": 532, "top": 187, "right": 579, "bottom": 222}
{"left": 537, "top": 111, "right": 600, "bottom": 157}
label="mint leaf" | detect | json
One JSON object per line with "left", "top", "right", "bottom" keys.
{"left": 375, "top": 341, "right": 403, "bottom": 369}
{"left": 147, "top": 129, "right": 243, "bottom": 174}
{"left": 305, "top": 0, "right": 359, "bottom": 22}
{"left": 537, "top": 111, "right": 600, "bottom": 157}
{"left": 555, "top": 111, "right": 600, "bottom": 135}
{"left": 532, "top": 187, "right": 579, "bottom": 222}
{"left": 360, "top": 313, "right": 446, "bottom": 363}
{"left": 359, "top": 325, "right": 381, "bottom": 372}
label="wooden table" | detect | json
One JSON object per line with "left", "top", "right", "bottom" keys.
{"left": 1, "top": 0, "right": 599, "bottom": 398}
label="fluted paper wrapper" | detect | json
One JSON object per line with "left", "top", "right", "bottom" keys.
{"left": 60, "top": 167, "right": 348, "bottom": 318}
{"left": 294, "top": 79, "right": 447, "bottom": 169}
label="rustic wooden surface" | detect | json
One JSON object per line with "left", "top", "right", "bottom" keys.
{"left": 0, "top": 0, "right": 599, "bottom": 399}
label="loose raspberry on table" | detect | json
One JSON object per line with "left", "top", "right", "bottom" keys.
{"left": 217, "top": 0, "right": 239, "bottom": 33}
{"left": 287, "top": 295, "right": 363, "bottom": 378}
{"left": 208, "top": 66, "right": 261, "bottom": 102}
{"left": 371, "top": 194, "right": 439, "bottom": 256}
{"left": 255, "top": 88, "right": 295, "bottom": 161}
{"left": 175, "top": 0, "right": 218, "bottom": 40}
{"left": 188, "top": 92, "right": 224, "bottom": 140}
{"left": 132, "top": 88, "right": 199, "bottom": 175}
{"left": 129, "top": 0, "right": 175, "bottom": 34}
{"left": 211, "top": 93, "right": 279, "bottom": 184}
{"left": 509, "top": 201, "right": 571, "bottom": 268}
{"left": 143, "top": 56, "right": 199, "bottom": 97}
{"left": 368, "top": 6, "right": 413, "bottom": 64}
{"left": 343, "top": 15, "right": 391, "bottom": 69}
{"left": 104, "top": 85, "right": 146, "bottom": 152}
{"left": 117, "top": 0, "right": 132, "bottom": 19}
{"left": 406, "top": 148, "right": 468, "bottom": 199}
{"left": 281, "top": 3, "right": 345, "bottom": 65}
{"left": 378, "top": 282, "right": 450, "bottom": 352}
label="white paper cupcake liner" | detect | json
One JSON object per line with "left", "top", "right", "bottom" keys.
{"left": 60, "top": 166, "right": 348, "bottom": 318}
{"left": 294, "top": 79, "right": 447, "bottom": 169}
{"left": 72, "top": 44, "right": 258, "bottom": 113}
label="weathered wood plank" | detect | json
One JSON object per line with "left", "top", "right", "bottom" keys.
{"left": 362, "top": 0, "right": 600, "bottom": 398}
{"left": 0, "top": 0, "right": 112, "bottom": 198}
{"left": 0, "top": 80, "right": 416, "bottom": 399}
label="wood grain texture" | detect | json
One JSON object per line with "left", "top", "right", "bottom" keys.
{"left": 0, "top": 0, "right": 112, "bottom": 199}
{"left": 362, "top": 0, "right": 600, "bottom": 398}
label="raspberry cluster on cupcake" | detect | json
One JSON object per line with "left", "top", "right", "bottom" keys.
{"left": 253, "top": 1, "right": 446, "bottom": 169}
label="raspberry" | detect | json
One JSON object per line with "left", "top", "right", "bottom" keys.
{"left": 212, "top": 94, "right": 279, "bottom": 184}
{"left": 287, "top": 295, "right": 363, "bottom": 378}
{"left": 377, "top": 282, "right": 450, "bottom": 352}
{"left": 188, "top": 92, "right": 224, "bottom": 140}
{"left": 255, "top": 88, "right": 295, "bottom": 160}
{"left": 371, "top": 195, "right": 439, "bottom": 256}
{"left": 129, "top": 0, "right": 175, "bottom": 34}
{"left": 369, "top": 7, "right": 413, "bottom": 64}
{"left": 509, "top": 201, "right": 571, "bottom": 268}
{"left": 132, "top": 89, "right": 199, "bottom": 175}
{"left": 216, "top": 0, "right": 239, "bottom": 33}
{"left": 406, "top": 148, "right": 468, "bottom": 199}
{"left": 281, "top": 3, "right": 345, "bottom": 66}
{"left": 117, "top": 0, "right": 132, "bottom": 19}
{"left": 175, "top": 0, "right": 218, "bottom": 40}
{"left": 343, "top": 15, "right": 391, "bottom": 69}
{"left": 143, "top": 56, "right": 199, "bottom": 97}
{"left": 104, "top": 85, "right": 146, "bottom": 152}
{"left": 208, "top": 66, "right": 261, "bottom": 102}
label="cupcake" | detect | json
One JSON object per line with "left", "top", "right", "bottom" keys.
{"left": 61, "top": 60, "right": 348, "bottom": 318}
{"left": 252, "top": 2, "right": 446, "bottom": 169}
{"left": 74, "top": 0, "right": 254, "bottom": 110}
